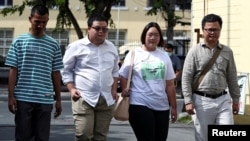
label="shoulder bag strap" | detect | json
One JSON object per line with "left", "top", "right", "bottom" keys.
{"left": 126, "top": 50, "right": 135, "bottom": 89}
{"left": 192, "top": 46, "right": 222, "bottom": 92}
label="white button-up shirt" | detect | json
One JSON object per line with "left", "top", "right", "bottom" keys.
{"left": 61, "top": 37, "right": 119, "bottom": 107}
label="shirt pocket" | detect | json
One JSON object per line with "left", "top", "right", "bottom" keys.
{"left": 213, "top": 56, "right": 228, "bottom": 73}
{"left": 102, "top": 54, "right": 115, "bottom": 70}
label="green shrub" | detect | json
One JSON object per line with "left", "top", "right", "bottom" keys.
{"left": 177, "top": 115, "right": 192, "bottom": 124}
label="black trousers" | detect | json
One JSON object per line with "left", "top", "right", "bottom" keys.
{"left": 129, "top": 105, "right": 170, "bottom": 141}
{"left": 15, "top": 101, "right": 53, "bottom": 141}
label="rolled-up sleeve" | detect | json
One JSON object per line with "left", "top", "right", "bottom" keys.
{"left": 182, "top": 47, "right": 196, "bottom": 104}
{"left": 226, "top": 50, "right": 240, "bottom": 104}
{"left": 61, "top": 44, "right": 76, "bottom": 84}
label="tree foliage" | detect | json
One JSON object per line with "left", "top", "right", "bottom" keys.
{"left": 79, "top": 0, "right": 121, "bottom": 28}
{"left": 0, "top": 0, "right": 72, "bottom": 32}
{"left": 146, "top": 0, "right": 191, "bottom": 42}
{"left": 0, "top": 0, "right": 120, "bottom": 39}
{"left": 0, "top": 0, "right": 190, "bottom": 41}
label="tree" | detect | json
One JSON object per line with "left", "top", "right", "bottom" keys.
{"left": 80, "top": 0, "right": 120, "bottom": 28}
{"left": 0, "top": 0, "right": 120, "bottom": 39}
{"left": 146, "top": 0, "right": 191, "bottom": 43}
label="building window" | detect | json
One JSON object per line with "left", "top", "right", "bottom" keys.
{"left": 0, "top": 29, "right": 13, "bottom": 57}
{"left": 147, "top": 0, "right": 153, "bottom": 7}
{"left": 107, "top": 30, "right": 126, "bottom": 48}
{"left": 162, "top": 30, "right": 187, "bottom": 38}
{"left": 178, "top": 3, "right": 191, "bottom": 10}
{"left": 0, "top": 0, "right": 13, "bottom": 7}
{"left": 45, "top": 30, "right": 69, "bottom": 56}
{"left": 112, "top": 0, "right": 125, "bottom": 6}
{"left": 147, "top": 0, "right": 191, "bottom": 10}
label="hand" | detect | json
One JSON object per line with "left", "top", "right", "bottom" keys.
{"left": 70, "top": 88, "right": 81, "bottom": 101}
{"left": 121, "top": 88, "right": 130, "bottom": 97}
{"left": 54, "top": 100, "right": 62, "bottom": 118}
{"left": 232, "top": 103, "right": 239, "bottom": 115}
{"left": 8, "top": 96, "right": 17, "bottom": 114}
{"left": 170, "top": 108, "right": 177, "bottom": 123}
{"left": 111, "top": 90, "right": 119, "bottom": 101}
{"left": 185, "top": 103, "right": 195, "bottom": 115}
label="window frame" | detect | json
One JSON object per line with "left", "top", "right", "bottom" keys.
{"left": 45, "top": 29, "right": 70, "bottom": 56}
{"left": 112, "top": 0, "right": 125, "bottom": 7}
{"left": 107, "top": 29, "right": 127, "bottom": 48}
{"left": 0, "top": 28, "right": 14, "bottom": 57}
{"left": 0, "top": 0, "right": 13, "bottom": 8}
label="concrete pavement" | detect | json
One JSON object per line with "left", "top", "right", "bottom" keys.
{"left": 0, "top": 120, "right": 194, "bottom": 141}
{"left": 0, "top": 86, "right": 195, "bottom": 141}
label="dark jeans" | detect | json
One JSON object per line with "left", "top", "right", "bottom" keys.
{"left": 15, "top": 101, "right": 53, "bottom": 141}
{"left": 129, "top": 105, "right": 170, "bottom": 141}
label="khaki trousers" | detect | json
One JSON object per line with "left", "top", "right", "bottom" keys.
{"left": 72, "top": 96, "right": 115, "bottom": 141}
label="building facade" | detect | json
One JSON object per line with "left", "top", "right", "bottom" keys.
{"left": 0, "top": 0, "right": 191, "bottom": 59}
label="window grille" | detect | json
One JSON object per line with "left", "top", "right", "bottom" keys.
{"left": 0, "top": 29, "right": 13, "bottom": 57}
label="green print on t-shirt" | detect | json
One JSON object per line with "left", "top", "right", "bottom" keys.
{"left": 141, "top": 62, "right": 165, "bottom": 80}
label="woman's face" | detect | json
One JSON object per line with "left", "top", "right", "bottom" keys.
{"left": 144, "top": 27, "right": 160, "bottom": 50}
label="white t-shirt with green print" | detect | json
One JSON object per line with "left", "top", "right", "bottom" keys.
{"left": 119, "top": 47, "right": 175, "bottom": 110}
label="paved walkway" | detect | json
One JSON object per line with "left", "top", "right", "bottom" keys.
{"left": 0, "top": 120, "right": 194, "bottom": 141}
{"left": 0, "top": 84, "right": 194, "bottom": 141}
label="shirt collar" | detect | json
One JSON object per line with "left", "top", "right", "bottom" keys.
{"left": 81, "top": 36, "right": 108, "bottom": 46}
{"left": 201, "top": 42, "right": 223, "bottom": 49}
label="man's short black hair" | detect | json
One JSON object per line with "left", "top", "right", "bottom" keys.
{"left": 201, "top": 14, "right": 222, "bottom": 29}
{"left": 165, "top": 43, "right": 174, "bottom": 49}
{"left": 31, "top": 4, "right": 49, "bottom": 16}
{"left": 87, "top": 14, "right": 108, "bottom": 27}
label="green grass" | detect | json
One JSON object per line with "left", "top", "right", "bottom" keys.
{"left": 177, "top": 115, "right": 192, "bottom": 124}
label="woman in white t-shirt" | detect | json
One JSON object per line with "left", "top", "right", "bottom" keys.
{"left": 119, "top": 22, "right": 177, "bottom": 141}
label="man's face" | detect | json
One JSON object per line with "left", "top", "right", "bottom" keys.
{"left": 29, "top": 13, "right": 49, "bottom": 37}
{"left": 203, "top": 22, "right": 221, "bottom": 43}
{"left": 88, "top": 21, "right": 108, "bottom": 46}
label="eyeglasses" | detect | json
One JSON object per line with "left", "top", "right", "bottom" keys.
{"left": 91, "top": 26, "right": 109, "bottom": 32}
{"left": 204, "top": 28, "right": 221, "bottom": 34}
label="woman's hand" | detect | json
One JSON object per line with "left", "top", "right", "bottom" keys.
{"left": 121, "top": 88, "right": 130, "bottom": 97}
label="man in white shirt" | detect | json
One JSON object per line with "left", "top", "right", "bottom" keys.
{"left": 61, "top": 14, "right": 119, "bottom": 141}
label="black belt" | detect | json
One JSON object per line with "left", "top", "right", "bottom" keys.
{"left": 194, "top": 91, "right": 227, "bottom": 99}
